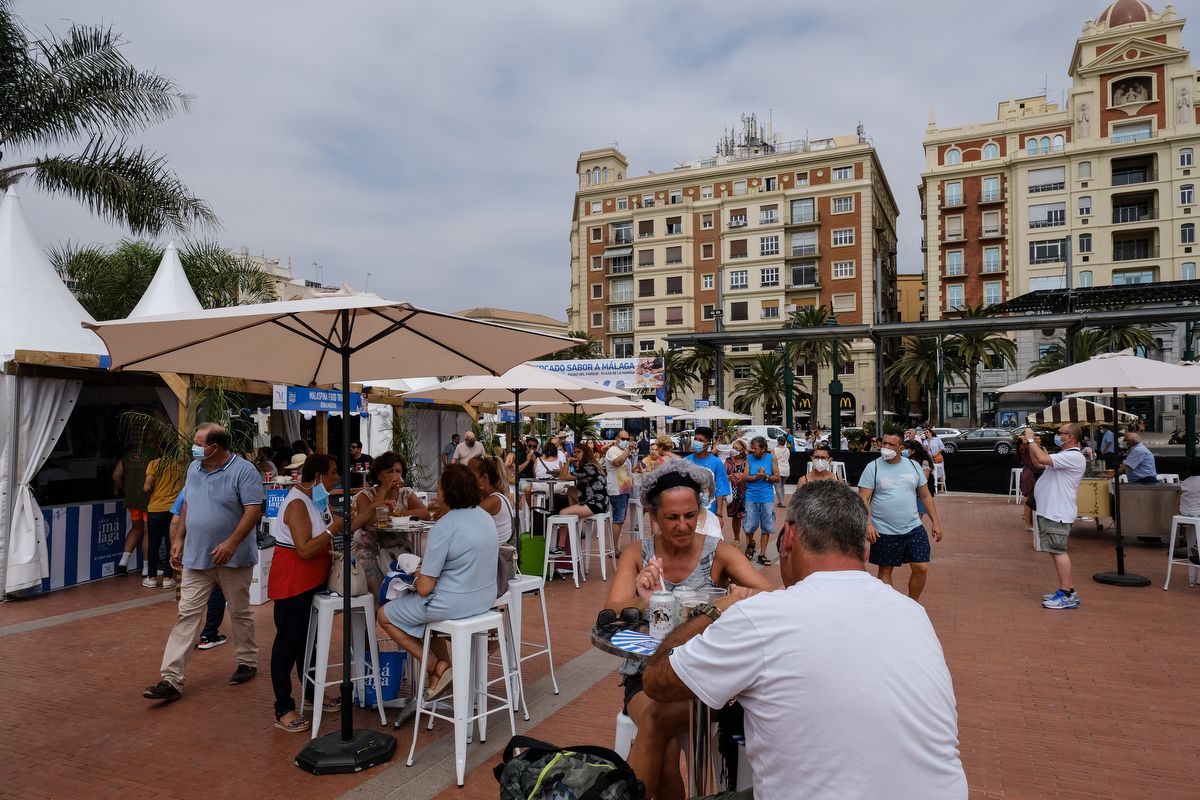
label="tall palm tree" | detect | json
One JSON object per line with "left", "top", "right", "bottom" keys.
{"left": 0, "top": 2, "right": 216, "bottom": 234}
{"left": 1028, "top": 325, "right": 1159, "bottom": 377}
{"left": 733, "top": 352, "right": 786, "bottom": 423}
{"left": 50, "top": 238, "right": 278, "bottom": 320}
{"left": 647, "top": 347, "right": 692, "bottom": 406}
{"left": 948, "top": 305, "right": 1017, "bottom": 426}
{"left": 680, "top": 345, "right": 718, "bottom": 402}
{"left": 786, "top": 305, "right": 850, "bottom": 429}
{"left": 886, "top": 336, "right": 966, "bottom": 422}
{"left": 539, "top": 330, "right": 603, "bottom": 361}
{"left": 558, "top": 412, "right": 599, "bottom": 442}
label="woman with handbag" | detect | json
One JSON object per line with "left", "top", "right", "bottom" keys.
{"left": 376, "top": 464, "right": 499, "bottom": 703}
{"left": 351, "top": 452, "right": 433, "bottom": 597}
{"left": 270, "top": 453, "right": 388, "bottom": 732}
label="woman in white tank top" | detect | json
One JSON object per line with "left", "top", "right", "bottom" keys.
{"left": 467, "top": 454, "right": 515, "bottom": 545}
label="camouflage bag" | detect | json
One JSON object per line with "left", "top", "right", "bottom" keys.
{"left": 495, "top": 735, "right": 645, "bottom": 800}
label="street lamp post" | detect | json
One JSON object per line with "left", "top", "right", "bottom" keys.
{"left": 712, "top": 308, "right": 725, "bottom": 407}
{"left": 826, "top": 314, "right": 842, "bottom": 455}
{"left": 1187, "top": 321, "right": 1197, "bottom": 460}
{"left": 777, "top": 343, "right": 794, "bottom": 430}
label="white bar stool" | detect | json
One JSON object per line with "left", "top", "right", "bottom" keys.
{"left": 490, "top": 590, "right": 531, "bottom": 721}
{"left": 1158, "top": 474, "right": 1181, "bottom": 484}
{"left": 625, "top": 497, "right": 644, "bottom": 540}
{"left": 300, "top": 592, "right": 387, "bottom": 737}
{"left": 1165, "top": 515, "right": 1200, "bottom": 590}
{"left": 406, "top": 611, "right": 517, "bottom": 787}
{"left": 614, "top": 711, "right": 637, "bottom": 759}
{"left": 1009, "top": 468, "right": 1023, "bottom": 503}
{"left": 507, "top": 573, "right": 558, "bottom": 695}
{"left": 934, "top": 463, "right": 947, "bottom": 494}
{"left": 543, "top": 515, "right": 584, "bottom": 588}
{"left": 582, "top": 512, "right": 618, "bottom": 580}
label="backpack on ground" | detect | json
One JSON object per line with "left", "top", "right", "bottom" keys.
{"left": 495, "top": 735, "right": 645, "bottom": 800}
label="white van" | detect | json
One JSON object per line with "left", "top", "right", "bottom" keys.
{"left": 736, "top": 425, "right": 789, "bottom": 445}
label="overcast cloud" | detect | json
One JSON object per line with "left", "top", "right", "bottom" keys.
{"left": 14, "top": 1, "right": 1193, "bottom": 320}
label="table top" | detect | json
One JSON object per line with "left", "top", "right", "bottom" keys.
{"left": 590, "top": 624, "right": 659, "bottom": 661}
{"left": 371, "top": 520, "right": 435, "bottom": 533}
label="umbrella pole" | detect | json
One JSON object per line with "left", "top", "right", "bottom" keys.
{"left": 296, "top": 309, "right": 397, "bottom": 773}
{"left": 1093, "top": 387, "right": 1150, "bottom": 587}
{"left": 513, "top": 389, "right": 521, "bottom": 533}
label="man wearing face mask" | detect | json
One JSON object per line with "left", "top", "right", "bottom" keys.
{"left": 858, "top": 433, "right": 944, "bottom": 602}
{"left": 1027, "top": 423, "right": 1086, "bottom": 609}
{"left": 1115, "top": 431, "right": 1157, "bottom": 485}
{"left": 142, "top": 423, "right": 265, "bottom": 702}
{"left": 452, "top": 430, "right": 485, "bottom": 465}
{"left": 684, "top": 426, "right": 730, "bottom": 519}
{"left": 604, "top": 430, "right": 635, "bottom": 541}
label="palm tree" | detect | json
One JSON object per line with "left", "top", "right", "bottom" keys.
{"left": 647, "top": 347, "right": 692, "bottom": 406}
{"left": 558, "top": 412, "right": 599, "bottom": 442}
{"left": 785, "top": 305, "right": 851, "bottom": 429}
{"left": 539, "top": 330, "right": 602, "bottom": 361}
{"left": 887, "top": 337, "right": 965, "bottom": 421}
{"left": 50, "top": 238, "right": 278, "bottom": 320}
{"left": 680, "top": 345, "right": 718, "bottom": 402}
{"left": 733, "top": 352, "right": 786, "bottom": 423}
{"left": 0, "top": 2, "right": 216, "bottom": 234}
{"left": 1028, "top": 325, "right": 1158, "bottom": 377}
{"left": 948, "top": 305, "right": 1018, "bottom": 426}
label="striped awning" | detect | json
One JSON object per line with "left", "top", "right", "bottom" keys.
{"left": 1027, "top": 398, "right": 1138, "bottom": 426}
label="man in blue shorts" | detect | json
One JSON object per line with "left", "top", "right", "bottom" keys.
{"left": 858, "top": 432, "right": 944, "bottom": 602}
{"left": 744, "top": 436, "right": 779, "bottom": 565}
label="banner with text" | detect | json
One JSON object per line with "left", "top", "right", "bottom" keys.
{"left": 272, "top": 385, "right": 367, "bottom": 415}
{"left": 532, "top": 357, "right": 664, "bottom": 392}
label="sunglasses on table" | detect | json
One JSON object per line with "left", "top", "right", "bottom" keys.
{"left": 596, "top": 607, "right": 642, "bottom": 633}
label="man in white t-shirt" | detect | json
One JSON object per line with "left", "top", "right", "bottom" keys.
{"left": 604, "top": 431, "right": 635, "bottom": 540}
{"left": 1026, "top": 422, "right": 1086, "bottom": 610}
{"left": 451, "top": 431, "right": 485, "bottom": 465}
{"left": 644, "top": 480, "right": 966, "bottom": 800}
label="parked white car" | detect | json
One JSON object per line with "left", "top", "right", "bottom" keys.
{"left": 737, "top": 425, "right": 789, "bottom": 445}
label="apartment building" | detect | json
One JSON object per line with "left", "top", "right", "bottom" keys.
{"left": 919, "top": 0, "right": 1199, "bottom": 426}
{"left": 567, "top": 117, "right": 899, "bottom": 425}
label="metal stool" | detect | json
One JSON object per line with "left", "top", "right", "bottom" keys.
{"left": 582, "top": 512, "right": 618, "bottom": 580}
{"left": 543, "top": 515, "right": 583, "bottom": 588}
{"left": 1165, "top": 515, "right": 1200, "bottom": 590}
{"left": 1009, "top": 468, "right": 1023, "bottom": 503}
{"left": 300, "top": 592, "right": 388, "bottom": 737}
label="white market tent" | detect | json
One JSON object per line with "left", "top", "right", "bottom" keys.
{"left": 0, "top": 187, "right": 109, "bottom": 595}
{"left": 128, "top": 241, "right": 203, "bottom": 318}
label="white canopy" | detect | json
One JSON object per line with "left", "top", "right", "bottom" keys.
{"left": 496, "top": 395, "right": 645, "bottom": 415}
{"left": 127, "top": 241, "right": 202, "bottom": 318}
{"left": 594, "top": 399, "right": 692, "bottom": 419}
{"left": 0, "top": 187, "right": 106, "bottom": 362}
{"left": 674, "top": 404, "right": 752, "bottom": 421}
{"left": 402, "top": 363, "right": 629, "bottom": 405}
{"left": 1027, "top": 398, "right": 1138, "bottom": 426}
{"left": 998, "top": 350, "right": 1200, "bottom": 394}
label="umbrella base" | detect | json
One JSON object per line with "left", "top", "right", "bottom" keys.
{"left": 1092, "top": 571, "right": 1151, "bottom": 587}
{"left": 295, "top": 728, "right": 397, "bottom": 775}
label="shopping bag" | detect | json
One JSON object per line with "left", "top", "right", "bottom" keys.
{"left": 358, "top": 650, "right": 408, "bottom": 707}
{"left": 518, "top": 532, "right": 547, "bottom": 576}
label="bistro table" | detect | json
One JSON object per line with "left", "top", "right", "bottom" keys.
{"left": 368, "top": 519, "right": 435, "bottom": 557}
{"left": 590, "top": 625, "right": 718, "bottom": 796}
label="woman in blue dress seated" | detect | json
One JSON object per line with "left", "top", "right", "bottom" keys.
{"left": 376, "top": 464, "right": 499, "bottom": 702}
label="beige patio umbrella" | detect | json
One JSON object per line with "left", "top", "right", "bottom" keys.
{"left": 84, "top": 294, "right": 576, "bottom": 775}
{"left": 596, "top": 398, "right": 692, "bottom": 419}
{"left": 1027, "top": 397, "right": 1138, "bottom": 426}
{"left": 673, "top": 404, "right": 752, "bottom": 421}
{"left": 494, "top": 395, "right": 645, "bottom": 415}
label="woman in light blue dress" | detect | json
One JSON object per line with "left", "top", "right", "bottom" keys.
{"left": 376, "top": 464, "right": 498, "bottom": 701}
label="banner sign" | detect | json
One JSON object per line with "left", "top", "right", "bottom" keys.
{"left": 273, "top": 384, "right": 367, "bottom": 415}
{"left": 41, "top": 501, "right": 133, "bottom": 592}
{"left": 265, "top": 488, "right": 289, "bottom": 518}
{"left": 533, "top": 357, "right": 664, "bottom": 391}
{"left": 498, "top": 409, "right": 526, "bottom": 424}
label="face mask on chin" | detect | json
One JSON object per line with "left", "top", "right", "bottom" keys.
{"left": 311, "top": 480, "right": 330, "bottom": 513}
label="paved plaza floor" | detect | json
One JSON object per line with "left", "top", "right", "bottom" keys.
{"left": 1, "top": 493, "right": 1198, "bottom": 799}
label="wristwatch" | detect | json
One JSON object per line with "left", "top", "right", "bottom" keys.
{"left": 690, "top": 602, "right": 721, "bottom": 622}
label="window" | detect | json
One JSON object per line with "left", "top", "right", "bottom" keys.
{"left": 945, "top": 250, "right": 964, "bottom": 276}
{"left": 701, "top": 185, "right": 714, "bottom": 199}
{"left": 759, "top": 204, "right": 779, "bottom": 224}
{"left": 591, "top": 312, "right": 603, "bottom": 328}
{"left": 1078, "top": 270, "right": 1093, "bottom": 287}
{"left": 945, "top": 148, "right": 962, "bottom": 165}
{"left": 611, "top": 222, "right": 632, "bottom": 243}
{"left": 1052, "top": 134, "right": 1065, "bottom": 151}
{"left": 590, "top": 201, "right": 601, "bottom": 214}
{"left": 665, "top": 276, "right": 683, "bottom": 295}
{"left": 730, "top": 344, "right": 749, "bottom": 353}
{"left": 701, "top": 212, "right": 713, "bottom": 229}
{"left": 728, "top": 209, "right": 747, "bottom": 227}
{"left": 1078, "top": 161, "right": 1092, "bottom": 179}
{"left": 946, "top": 285, "right": 964, "bottom": 310}
{"left": 614, "top": 337, "right": 634, "bottom": 358}
{"left": 591, "top": 283, "right": 602, "bottom": 299}
{"left": 795, "top": 171, "right": 809, "bottom": 185}
{"left": 642, "top": 193, "right": 655, "bottom": 207}
{"left": 760, "top": 266, "right": 779, "bottom": 287}
{"left": 611, "top": 307, "right": 632, "bottom": 332}
{"left": 983, "top": 246, "right": 1001, "bottom": 272}
{"left": 831, "top": 293, "right": 857, "bottom": 312}
{"left": 1029, "top": 201, "right": 1066, "bottom": 228}
{"left": 729, "top": 270, "right": 748, "bottom": 289}
{"left": 1113, "top": 268, "right": 1157, "bottom": 285}
{"left": 1078, "top": 195, "right": 1092, "bottom": 216}
{"left": 1183, "top": 262, "right": 1197, "bottom": 280}
{"left": 637, "top": 249, "right": 654, "bottom": 268}
{"left": 1079, "top": 233, "right": 1092, "bottom": 253}
{"left": 790, "top": 198, "right": 815, "bottom": 224}
{"left": 982, "top": 176, "right": 1001, "bottom": 202}
{"left": 982, "top": 142, "right": 999, "bottom": 160}
{"left": 832, "top": 260, "right": 855, "bottom": 279}
{"left": 945, "top": 216, "right": 963, "bottom": 240}
{"left": 730, "top": 302, "right": 748, "bottom": 321}
{"left": 791, "top": 230, "right": 817, "bottom": 256}
{"left": 1182, "top": 149, "right": 1194, "bottom": 168}
{"left": 761, "top": 301, "right": 780, "bottom": 319}
{"left": 617, "top": 197, "right": 628, "bottom": 210}
{"left": 591, "top": 255, "right": 601, "bottom": 271}
{"left": 639, "top": 340, "right": 655, "bottom": 354}
{"left": 832, "top": 228, "right": 855, "bottom": 247}
{"left": 1029, "top": 166, "right": 1066, "bottom": 192}
{"left": 944, "top": 181, "right": 963, "bottom": 206}
{"left": 701, "top": 243, "right": 714, "bottom": 260}
{"left": 1026, "top": 138, "right": 1038, "bottom": 155}
{"left": 732, "top": 365, "right": 751, "bottom": 380}
{"left": 764, "top": 176, "right": 777, "bottom": 191}
{"left": 665, "top": 246, "right": 683, "bottom": 264}
{"left": 1029, "top": 239, "right": 1065, "bottom": 264}
{"left": 791, "top": 263, "right": 817, "bottom": 287}
{"left": 1112, "top": 121, "right": 1152, "bottom": 143}
{"left": 1183, "top": 185, "right": 1195, "bottom": 206}
{"left": 1185, "top": 223, "right": 1197, "bottom": 244}
{"left": 669, "top": 189, "right": 682, "bottom": 205}
{"left": 609, "top": 255, "right": 632, "bottom": 274}
{"left": 732, "top": 180, "right": 747, "bottom": 196}
{"left": 730, "top": 239, "right": 748, "bottom": 258}
{"left": 760, "top": 235, "right": 779, "bottom": 256}
{"left": 701, "top": 273, "right": 714, "bottom": 290}
{"left": 610, "top": 277, "right": 633, "bottom": 303}
{"left": 832, "top": 165, "right": 853, "bottom": 181}
{"left": 702, "top": 304, "right": 715, "bottom": 319}
{"left": 1030, "top": 276, "right": 1066, "bottom": 291}
{"left": 1038, "top": 343, "right": 1055, "bottom": 359}
{"left": 665, "top": 217, "right": 682, "bottom": 235}
{"left": 983, "top": 281, "right": 1002, "bottom": 306}
{"left": 638, "top": 278, "right": 654, "bottom": 297}
{"left": 638, "top": 308, "right": 655, "bottom": 327}
{"left": 832, "top": 196, "right": 854, "bottom": 214}
{"left": 590, "top": 227, "right": 602, "bottom": 242}
{"left": 982, "top": 210, "right": 1001, "bottom": 235}
{"left": 1040, "top": 136, "right": 1051, "bottom": 154}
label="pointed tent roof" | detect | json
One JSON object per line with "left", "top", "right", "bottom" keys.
{"left": 128, "top": 241, "right": 203, "bottom": 318}
{"left": 0, "top": 187, "right": 106, "bottom": 362}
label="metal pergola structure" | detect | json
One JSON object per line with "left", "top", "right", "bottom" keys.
{"left": 666, "top": 304, "right": 1200, "bottom": 455}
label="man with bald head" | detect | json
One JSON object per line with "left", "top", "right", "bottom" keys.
{"left": 1024, "top": 422, "right": 1086, "bottom": 610}
{"left": 143, "top": 423, "right": 265, "bottom": 701}
{"left": 1117, "top": 431, "right": 1158, "bottom": 485}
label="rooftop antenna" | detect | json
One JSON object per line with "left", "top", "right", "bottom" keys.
{"left": 364, "top": 272, "right": 372, "bottom": 292}
{"left": 1040, "top": 74, "right": 1048, "bottom": 97}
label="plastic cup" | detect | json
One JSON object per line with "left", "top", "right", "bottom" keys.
{"left": 674, "top": 589, "right": 703, "bottom": 613}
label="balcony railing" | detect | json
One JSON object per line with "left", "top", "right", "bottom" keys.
{"left": 665, "top": 225, "right": 683, "bottom": 235}
{"left": 610, "top": 291, "right": 634, "bottom": 304}
{"left": 789, "top": 244, "right": 818, "bottom": 257}
{"left": 608, "top": 264, "right": 633, "bottom": 275}
{"left": 1029, "top": 181, "right": 1065, "bottom": 193}
{"left": 638, "top": 231, "right": 654, "bottom": 239}
{"left": 787, "top": 212, "right": 819, "bottom": 226}
{"left": 1112, "top": 129, "right": 1154, "bottom": 144}
{"left": 1112, "top": 207, "right": 1158, "bottom": 224}
{"left": 760, "top": 214, "right": 779, "bottom": 225}
{"left": 943, "top": 231, "right": 965, "bottom": 241}
{"left": 609, "top": 233, "right": 633, "bottom": 245}
{"left": 1112, "top": 169, "right": 1156, "bottom": 186}
{"left": 980, "top": 190, "right": 1004, "bottom": 203}
{"left": 610, "top": 319, "right": 633, "bottom": 333}
{"left": 1030, "top": 254, "right": 1066, "bottom": 265}
{"left": 979, "top": 225, "right": 1005, "bottom": 238}
{"left": 1113, "top": 244, "right": 1159, "bottom": 261}
{"left": 1029, "top": 217, "right": 1067, "bottom": 229}
{"left": 760, "top": 311, "right": 781, "bottom": 320}
{"left": 941, "top": 195, "right": 965, "bottom": 208}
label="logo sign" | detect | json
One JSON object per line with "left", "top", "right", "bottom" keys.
{"left": 265, "top": 488, "right": 289, "bottom": 518}
{"left": 272, "top": 385, "right": 366, "bottom": 415}
{"left": 498, "top": 409, "right": 525, "bottom": 424}
{"left": 533, "top": 357, "right": 664, "bottom": 391}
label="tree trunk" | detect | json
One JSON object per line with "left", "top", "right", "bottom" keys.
{"left": 811, "top": 364, "right": 820, "bottom": 429}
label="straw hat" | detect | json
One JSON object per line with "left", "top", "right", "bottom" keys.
{"left": 285, "top": 453, "right": 308, "bottom": 471}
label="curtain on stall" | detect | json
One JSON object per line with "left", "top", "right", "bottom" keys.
{"left": 365, "top": 404, "right": 394, "bottom": 460}
{"left": 2, "top": 377, "right": 81, "bottom": 593}
{"left": 282, "top": 410, "right": 301, "bottom": 444}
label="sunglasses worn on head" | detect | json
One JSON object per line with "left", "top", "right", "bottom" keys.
{"left": 596, "top": 606, "right": 642, "bottom": 633}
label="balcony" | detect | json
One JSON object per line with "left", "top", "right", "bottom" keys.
{"left": 942, "top": 231, "right": 965, "bottom": 242}
{"left": 1112, "top": 242, "right": 1159, "bottom": 261}
{"left": 1112, "top": 206, "right": 1158, "bottom": 224}
{"left": 609, "top": 291, "right": 634, "bottom": 304}
{"left": 1029, "top": 217, "right": 1066, "bottom": 229}
{"left": 609, "top": 233, "right": 633, "bottom": 245}
{"left": 786, "top": 213, "right": 819, "bottom": 227}
{"left": 1112, "top": 169, "right": 1156, "bottom": 186}
{"left": 607, "top": 263, "right": 633, "bottom": 276}
{"left": 979, "top": 190, "right": 1004, "bottom": 204}
{"left": 609, "top": 317, "right": 633, "bottom": 333}
{"left": 941, "top": 195, "right": 966, "bottom": 209}
{"left": 1112, "top": 128, "right": 1154, "bottom": 144}
{"left": 665, "top": 225, "right": 683, "bottom": 235}
{"left": 728, "top": 218, "right": 748, "bottom": 228}
{"left": 1028, "top": 181, "right": 1065, "bottom": 193}
{"left": 788, "top": 244, "right": 819, "bottom": 258}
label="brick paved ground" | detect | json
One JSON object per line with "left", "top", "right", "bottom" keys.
{"left": 2, "top": 494, "right": 1198, "bottom": 799}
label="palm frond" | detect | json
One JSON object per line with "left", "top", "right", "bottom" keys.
{"left": 27, "top": 137, "right": 217, "bottom": 235}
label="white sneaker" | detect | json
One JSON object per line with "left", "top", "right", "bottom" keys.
{"left": 160, "top": 577, "right": 176, "bottom": 589}
{"left": 141, "top": 577, "right": 157, "bottom": 588}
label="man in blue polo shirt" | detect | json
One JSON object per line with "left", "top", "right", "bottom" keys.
{"left": 1117, "top": 431, "right": 1158, "bottom": 484}
{"left": 685, "top": 426, "right": 729, "bottom": 518}
{"left": 744, "top": 436, "right": 779, "bottom": 565}
{"left": 143, "top": 423, "right": 264, "bottom": 702}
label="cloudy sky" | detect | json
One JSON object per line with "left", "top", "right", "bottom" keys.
{"left": 13, "top": 1, "right": 1195, "bottom": 319}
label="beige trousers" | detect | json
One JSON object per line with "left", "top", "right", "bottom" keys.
{"left": 160, "top": 566, "right": 257, "bottom": 689}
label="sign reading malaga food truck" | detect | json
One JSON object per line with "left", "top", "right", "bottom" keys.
{"left": 272, "top": 384, "right": 367, "bottom": 414}
{"left": 533, "top": 357, "right": 664, "bottom": 392}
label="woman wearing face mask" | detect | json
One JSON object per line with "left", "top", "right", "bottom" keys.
{"left": 269, "top": 453, "right": 388, "bottom": 732}
{"left": 351, "top": 452, "right": 432, "bottom": 597}
{"left": 725, "top": 440, "right": 749, "bottom": 553}
{"left": 797, "top": 445, "right": 842, "bottom": 487}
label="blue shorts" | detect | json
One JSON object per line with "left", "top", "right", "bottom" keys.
{"left": 743, "top": 501, "right": 776, "bottom": 535}
{"left": 608, "top": 494, "right": 630, "bottom": 524}
{"left": 868, "top": 525, "right": 931, "bottom": 567}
